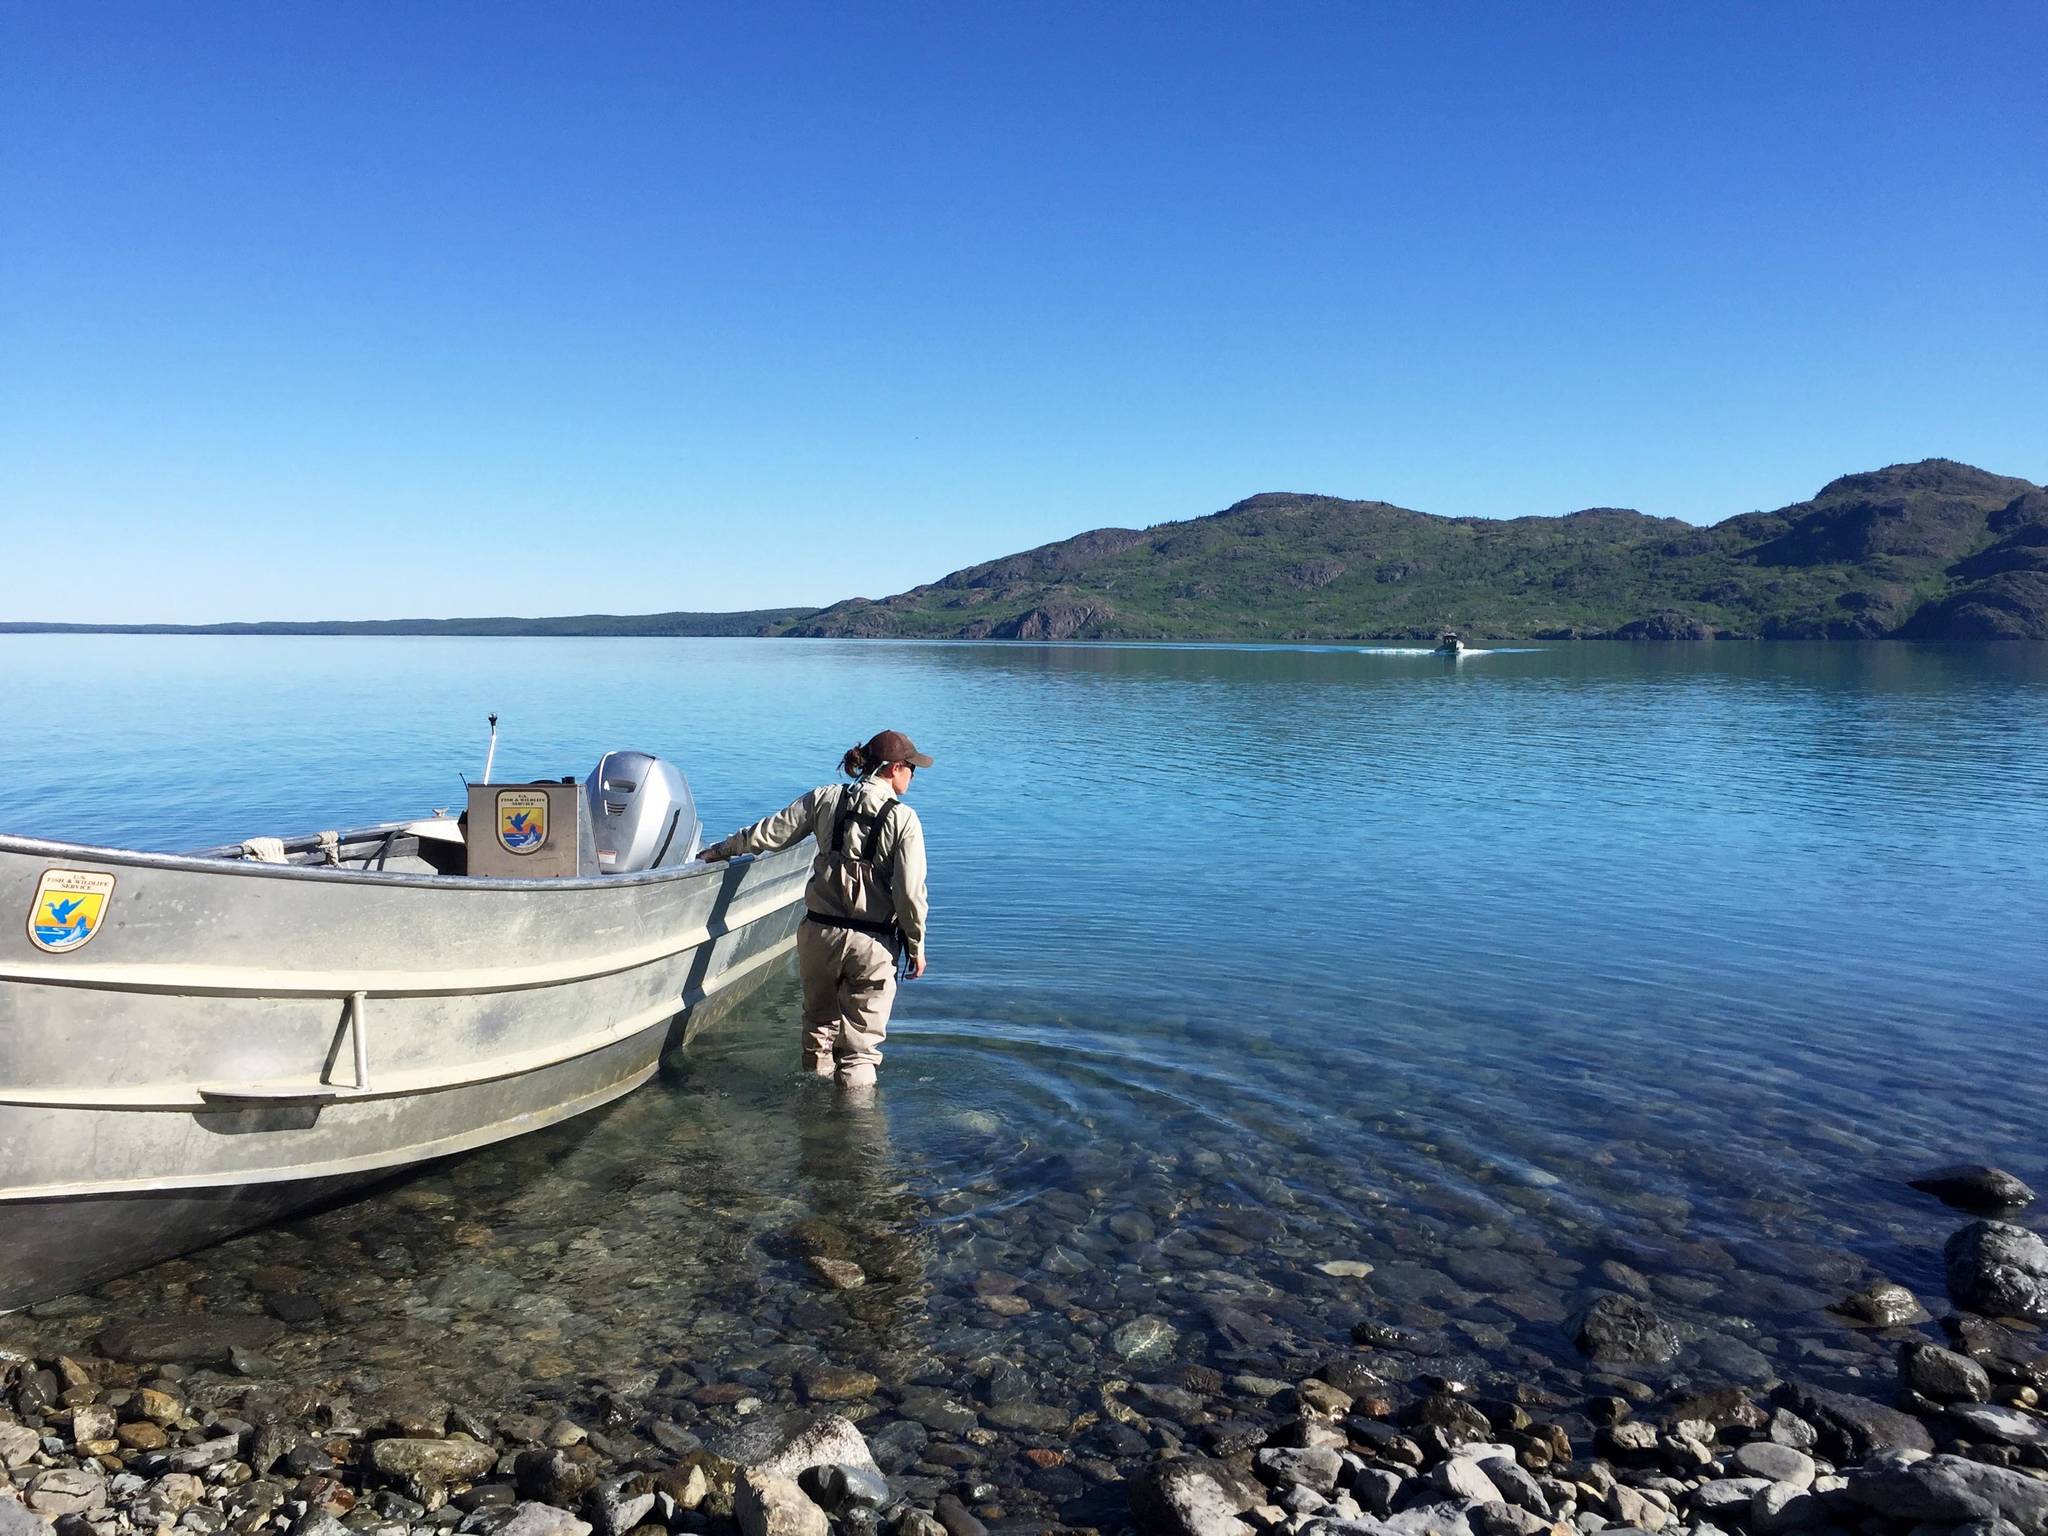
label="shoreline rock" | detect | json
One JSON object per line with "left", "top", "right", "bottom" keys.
{"left": 3, "top": 1197, "right": 2045, "bottom": 1536}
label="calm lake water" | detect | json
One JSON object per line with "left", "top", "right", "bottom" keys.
{"left": 2, "top": 636, "right": 2045, "bottom": 1501}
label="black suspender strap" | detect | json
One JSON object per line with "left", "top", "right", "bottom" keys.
{"left": 830, "top": 785, "right": 901, "bottom": 864}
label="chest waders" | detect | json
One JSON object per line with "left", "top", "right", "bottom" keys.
{"left": 804, "top": 782, "right": 911, "bottom": 978}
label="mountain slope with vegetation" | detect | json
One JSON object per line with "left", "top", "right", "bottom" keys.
{"left": 782, "top": 460, "right": 2048, "bottom": 641}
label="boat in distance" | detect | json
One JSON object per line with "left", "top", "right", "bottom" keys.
{"left": 0, "top": 747, "right": 811, "bottom": 1312}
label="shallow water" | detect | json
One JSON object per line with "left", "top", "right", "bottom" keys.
{"left": 2, "top": 636, "right": 2045, "bottom": 1497}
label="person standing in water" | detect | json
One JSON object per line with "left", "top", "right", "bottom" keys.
{"left": 698, "top": 730, "right": 931, "bottom": 1088}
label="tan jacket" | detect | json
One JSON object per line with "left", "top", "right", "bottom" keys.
{"left": 704, "top": 777, "right": 929, "bottom": 960}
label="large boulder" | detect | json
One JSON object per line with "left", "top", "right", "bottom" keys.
{"left": 1847, "top": 1451, "right": 2048, "bottom": 1536}
{"left": 1129, "top": 1457, "right": 1265, "bottom": 1536}
{"left": 1946, "top": 1222, "right": 2048, "bottom": 1323}
{"left": 1945, "top": 1313, "right": 2048, "bottom": 1390}
{"left": 24, "top": 1469, "right": 106, "bottom": 1519}
{"left": 705, "top": 1413, "right": 882, "bottom": 1485}
{"left": 1776, "top": 1382, "right": 1934, "bottom": 1461}
{"left": 1901, "top": 1340, "right": 1993, "bottom": 1403}
{"left": 1570, "top": 1294, "right": 1679, "bottom": 1368}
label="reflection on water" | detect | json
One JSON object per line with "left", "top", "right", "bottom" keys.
{"left": 2, "top": 637, "right": 2046, "bottom": 1498}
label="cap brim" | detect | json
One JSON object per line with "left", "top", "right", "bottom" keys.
{"left": 908, "top": 752, "right": 934, "bottom": 768}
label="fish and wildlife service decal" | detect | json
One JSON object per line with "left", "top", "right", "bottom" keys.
{"left": 28, "top": 869, "right": 116, "bottom": 954}
{"left": 496, "top": 790, "right": 550, "bottom": 855}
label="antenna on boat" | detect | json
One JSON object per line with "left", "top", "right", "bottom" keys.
{"left": 483, "top": 714, "right": 499, "bottom": 784}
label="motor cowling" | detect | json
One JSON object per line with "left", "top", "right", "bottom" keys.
{"left": 584, "top": 751, "right": 701, "bottom": 874}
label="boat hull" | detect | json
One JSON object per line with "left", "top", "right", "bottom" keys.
{"left": 0, "top": 832, "right": 811, "bottom": 1311}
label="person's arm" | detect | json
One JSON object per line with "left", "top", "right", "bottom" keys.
{"left": 700, "top": 789, "right": 824, "bottom": 863}
{"left": 890, "top": 809, "right": 929, "bottom": 978}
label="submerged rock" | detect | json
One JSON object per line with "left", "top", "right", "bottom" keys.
{"left": 1570, "top": 1295, "right": 1679, "bottom": 1369}
{"left": 1830, "top": 1280, "right": 1930, "bottom": 1328}
{"left": 805, "top": 1257, "right": 866, "bottom": 1291}
{"left": 1910, "top": 1166, "right": 2037, "bottom": 1212}
{"left": 798, "top": 1368, "right": 878, "bottom": 1403}
{"left": 95, "top": 1316, "right": 285, "bottom": 1366}
{"left": 1110, "top": 1316, "right": 1179, "bottom": 1366}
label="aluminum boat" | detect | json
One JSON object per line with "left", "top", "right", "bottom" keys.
{"left": 0, "top": 746, "right": 810, "bottom": 1312}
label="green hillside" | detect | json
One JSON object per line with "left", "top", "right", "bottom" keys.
{"left": 783, "top": 460, "right": 2048, "bottom": 642}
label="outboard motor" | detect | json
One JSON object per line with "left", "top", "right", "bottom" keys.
{"left": 584, "top": 751, "right": 702, "bottom": 874}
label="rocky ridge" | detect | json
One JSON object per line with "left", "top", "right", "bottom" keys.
{"left": 781, "top": 461, "right": 2048, "bottom": 643}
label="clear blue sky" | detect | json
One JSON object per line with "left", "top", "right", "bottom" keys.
{"left": 3, "top": 2, "right": 2043, "bottom": 623}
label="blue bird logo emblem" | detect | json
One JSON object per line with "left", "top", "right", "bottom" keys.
{"left": 496, "top": 792, "right": 549, "bottom": 855}
{"left": 28, "top": 870, "right": 115, "bottom": 953}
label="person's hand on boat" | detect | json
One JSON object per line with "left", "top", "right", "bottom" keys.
{"left": 698, "top": 843, "right": 728, "bottom": 863}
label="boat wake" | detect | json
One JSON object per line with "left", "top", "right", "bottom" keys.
{"left": 1354, "top": 646, "right": 1546, "bottom": 657}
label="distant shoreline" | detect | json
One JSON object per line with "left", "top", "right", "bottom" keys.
{"left": 0, "top": 610, "right": 818, "bottom": 640}
{"left": 13, "top": 459, "right": 2047, "bottom": 642}
{"left": 1, "top": 624, "right": 2034, "bottom": 646}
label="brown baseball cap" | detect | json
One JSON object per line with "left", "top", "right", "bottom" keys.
{"left": 865, "top": 729, "right": 933, "bottom": 769}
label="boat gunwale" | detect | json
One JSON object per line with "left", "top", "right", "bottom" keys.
{"left": 0, "top": 826, "right": 794, "bottom": 893}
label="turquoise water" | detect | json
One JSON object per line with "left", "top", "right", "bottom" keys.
{"left": 2, "top": 636, "right": 2045, "bottom": 1459}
